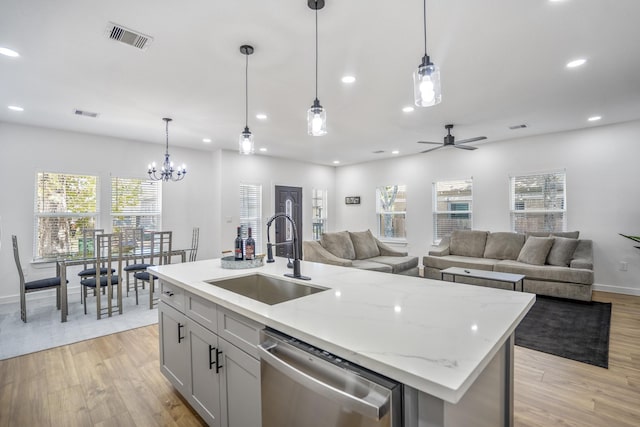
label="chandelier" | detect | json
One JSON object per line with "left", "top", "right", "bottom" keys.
{"left": 148, "top": 117, "right": 187, "bottom": 181}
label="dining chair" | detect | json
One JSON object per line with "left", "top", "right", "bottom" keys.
{"left": 120, "top": 227, "right": 148, "bottom": 298}
{"left": 77, "top": 228, "right": 114, "bottom": 302}
{"left": 188, "top": 226, "right": 200, "bottom": 262}
{"left": 133, "top": 231, "right": 172, "bottom": 309}
{"left": 12, "top": 235, "right": 67, "bottom": 323}
{"left": 80, "top": 233, "right": 123, "bottom": 319}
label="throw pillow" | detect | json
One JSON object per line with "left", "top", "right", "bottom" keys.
{"left": 450, "top": 230, "right": 489, "bottom": 257}
{"left": 546, "top": 237, "right": 579, "bottom": 267}
{"left": 320, "top": 231, "right": 356, "bottom": 260}
{"left": 517, "top": 236, "right": 554, "bottom": 266}
{"left": 349, "top": 230, "right": 381, "bottom": 260}
{"left": 483, "top": 232, "right": 526, "bottom": 260}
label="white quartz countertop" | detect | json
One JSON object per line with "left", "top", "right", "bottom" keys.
{"left": 150, "top": 258, "right": 535, "bottom": 404}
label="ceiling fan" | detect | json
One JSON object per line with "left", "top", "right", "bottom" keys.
{"left": 418, "top": 124, "right": 487, "bottom": 153}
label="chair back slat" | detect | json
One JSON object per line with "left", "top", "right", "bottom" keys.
{"left": 189, "top": 227, "right": 200, "bottom": 262}
{"left": 12, "top": 235, "right": 25, "bottom": 286}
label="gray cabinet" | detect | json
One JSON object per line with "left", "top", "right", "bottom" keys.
{"left": 158, "top": 285, "right": 262, "bottom": 427}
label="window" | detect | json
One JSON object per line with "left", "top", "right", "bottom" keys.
{"left": 510, "top": 170, "right": 566, "bottom": 233}
{"left": 376, "top": 185, "right": 406, "bottom": 240}
{"left": 240, "top": 184, "right": 262, "bottom": 251}
{"left": 34, "top": 172, "right": 98, "bottom": 260}
{"left": 311, "top": 188, "right": 327, "bottom": 240}
{"left": 111, "top": 177, "right": 161, "bottom": 232}
{"left": 433, "top": 179, "right": 473, "bottom": 242}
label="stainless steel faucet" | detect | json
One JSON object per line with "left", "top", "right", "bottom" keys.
{"left": 266, "top": 212, "right": 310, "bottom": 280}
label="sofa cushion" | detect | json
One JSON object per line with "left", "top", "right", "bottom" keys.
{"left": 351, "top": 260, "right": 393, "bottom": 273}
{"left": 320, "top": 231, "right": 356, "bottom": 260}
{"left": 547, "top": 237, "right": 579, "bottom": 267}
{"left": 526, "top": 231, "right": 580, "bottom": 239}
{"left": 449, "top": 230, "right": 489, "bottom": 258}
{"left": 423, "top": 255, "right": 499, "bottom": 271}
{"left": 349, "top": 230, "right": 381, "bottom": 260}
{"left": 370, "top": 255, "right": 418, "bottom": 274}
{"left": 483, "top": 232, "right": 525, "bottom": 260}
{"left": 517, "top": 236, "right": 554, "bottom": 265}
{"left": 495, "top": 260, "right": 594, "bottom": 285}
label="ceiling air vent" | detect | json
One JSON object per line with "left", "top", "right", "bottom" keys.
{"left": 372, "top": 150, "right": 385, "bottom": 154}
{"left": 105, "top": 22, "right": 153, "bottom": 50}
{"left": 74, "top": 109, "right": 99, "bottom": 118}
{"left": 509, "top": 124, "right": 527, "bottom": 130}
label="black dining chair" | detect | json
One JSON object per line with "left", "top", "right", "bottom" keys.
{"left": 80, "top": 233, "right": 123, "bottom": 319}
{"left": 12, "top": 235, "right": 67, "bottom": 323}
{"left": 77, "top": 228, "right": 114, "bottom": 302}
{"left": 120, "top": 227, "right": 148, "bottom": 298}
{"left": 134, "top": 230, "right": 172, "bottom": 309}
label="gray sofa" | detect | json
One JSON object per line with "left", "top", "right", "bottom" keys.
{"left": 423, "top": 230, "right": 594, "bottom": 301}
{"left": 303, "top": 230, "right": 419, "bottom": 275}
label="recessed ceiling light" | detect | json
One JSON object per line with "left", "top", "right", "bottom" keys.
{"left": 341, "top": 76, "right": 356, "bottom": 84}
{"left": 256, "top": 113, "right": 267, "bottom": 120}
{"left": 202, "top": 138, "right": 212, "bottom": 143}
{"left": 402, "top": 106, "right": 414, "bottom": 113}
{"left": 566, "top": 58, "right": 586, "bottom": 68}
{"left": 0, "top": 47, "right": 20, "bottom": 57}
{"left": 392, "top": 150, "right": 400, "bottom": 155}
{"left": 259, "top": 147, "right": 267, "bottom": 152}
{"left": 588, "top": 116, "right": 602, "bottom": 122}
{"left": 332, "top": 160, "right": 340, "bottom": 164}
{"left": 8, "top": 105, "right": 24, "bottom": 111}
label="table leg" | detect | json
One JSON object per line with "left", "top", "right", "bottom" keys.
{"left": 59, "top": 261, "right": 68, "bottom": 323}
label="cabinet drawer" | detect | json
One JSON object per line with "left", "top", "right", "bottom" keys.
{"left": 160, "top": 280, "right": 185, "bottom": 312}
{"left": 217, "top": 307, "right": 263, "bottom": 359}
{"left": 186, "top": 291, "right": 218, "bottom": 331}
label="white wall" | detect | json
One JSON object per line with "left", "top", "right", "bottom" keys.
{"left": 334, "top": 120, "right": 640, "bottom": 295}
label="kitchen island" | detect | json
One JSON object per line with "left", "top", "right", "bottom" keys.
{"left": 150, "top": 257, "right": 535, "bottom": 427}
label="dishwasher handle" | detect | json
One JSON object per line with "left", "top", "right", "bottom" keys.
{"left": 258, "top": 342, "right": 389, "bottom": 420}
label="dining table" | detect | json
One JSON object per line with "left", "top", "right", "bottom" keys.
{"left": 55, "top": 248, "right": 187, "bottom": 322}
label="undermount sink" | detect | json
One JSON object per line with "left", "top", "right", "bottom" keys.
{"left": 205, "top": 274, "right": 328, "bottom": 305}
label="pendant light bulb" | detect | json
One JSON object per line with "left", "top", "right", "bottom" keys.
{"left": 307, "top": 0, "right": 327, "bottom": 136}
{"left": 414, "top": 0, "right": 441, "bottom": 107}
{"left": 239, "top": 45, "right": 255, "bottom": 155}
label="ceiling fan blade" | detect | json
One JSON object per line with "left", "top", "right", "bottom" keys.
{"left": 417, "top": 140, "right": 440, "bottom": 145}
{"left": 454, "top": 144, "right": 478, "bottom": 151}
{"left": 456, "top": 136, "right": 487, "bottom": 144}
{"left": 421, "top": 145, "right": 444, "bottom": 153}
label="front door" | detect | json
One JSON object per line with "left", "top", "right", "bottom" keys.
{"left": 274, "top": 185, "right": 303, "bottom": 259}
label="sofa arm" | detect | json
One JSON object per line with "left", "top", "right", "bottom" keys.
{"left": 570, "top": 239, "right": 593, "bottom": 270}
{"left": 428, "top": 236, "right": 450, "bottom": 256}
{"left": 303, "top": 241, "right": 353, "bottom": 267}
{"left": 375, "top": 239, "right": 408, "bottom": 257}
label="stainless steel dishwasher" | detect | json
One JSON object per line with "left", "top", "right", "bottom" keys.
{"left": 258, "top": 328, "right": 402, "bottom": 427}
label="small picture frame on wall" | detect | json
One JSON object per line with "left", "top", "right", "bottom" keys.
{"left": 345, "top": 196, "right": 360, "bottom": 205}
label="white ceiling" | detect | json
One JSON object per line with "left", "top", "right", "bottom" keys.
{"left": 2, "top": 0, "right": 640, "bottom": 166}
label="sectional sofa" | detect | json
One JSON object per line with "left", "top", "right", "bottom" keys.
{"left": 303, "top": 230, "right": 419, "bottom": 275}
{"left": 423, "top": 230, "right": 594, "bottom": 301}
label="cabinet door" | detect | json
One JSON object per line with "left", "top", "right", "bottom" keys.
{"left": 159, "top": 302, "right": 189, "bottom": 394}
{"left": 189, "top": 320, "right": 222, "bottom": 427}
{"left": 218, "top": 337, "right": 262, "bottom": 427}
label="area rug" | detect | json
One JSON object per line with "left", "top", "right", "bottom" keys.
{"left": 515, "top": 295, "right": 611, "bottom": 368}
{"left": 0, "top": 292, "right": 158, "bottom": 360}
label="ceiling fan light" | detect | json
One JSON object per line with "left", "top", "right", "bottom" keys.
{"left": 414, "top": 60, "right": 441, "bottom": 107}
{"left": 239, "top": 127, "right": 255, "bottom": 155}
{"left": 307, "top": 99, "right": 327, "bottom": 136}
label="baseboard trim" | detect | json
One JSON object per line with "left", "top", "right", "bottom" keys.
{"left": 593, "top": 283, "right": 640, "bottom": 296}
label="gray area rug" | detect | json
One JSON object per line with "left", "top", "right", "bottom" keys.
{"left": 515, "top": 295, "right": 611, "bottom": 368}
{"left": 0, "top": 289, "right": 158, "bottom": 360}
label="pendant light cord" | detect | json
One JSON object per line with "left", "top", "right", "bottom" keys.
{"left": 315, "top": 4, "right": 319, "bottom": 100}
{"left": 245, "top": 52, "right": 249, "bottom": 129}
{"left": 423, "top": 0, "right": 428, "bottom": 56}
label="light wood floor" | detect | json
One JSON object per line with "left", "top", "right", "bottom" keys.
{"left": 0, "top": 291, "right": 638, "bottom": 426}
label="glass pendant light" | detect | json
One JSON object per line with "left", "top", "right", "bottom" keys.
{"left": 413, "top": 0, "right": 441, "bottom": 107}
{"left": 307, "top": 0, "right": 327, "bottom": 136}
{"left": 239, "top": 45, "right": 255, "bottom": 155}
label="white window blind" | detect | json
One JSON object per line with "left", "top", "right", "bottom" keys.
{"left": 376, "top": 185, "right": 407, "bottom": 240}
{"left": 312, "top": 188, "right": 327, "bottom": 240}
{"left": 433, "top": 178, "right": 473, "bottom": 242}
{"left": 510, "top": 171, "right": 566, "bottom": 233}
{"left": 111, "top": 177, "right": 161, "bottom": 232}
{"left": 240, "top": 184, "right": 262, "bottom": 252}
{"left": 34, "top": 172, "right": 99, "bottom": 260}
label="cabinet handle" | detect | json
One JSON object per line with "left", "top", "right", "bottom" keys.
{"left": 177, "top": 323, "right": 184, "bottom": 343}
{"left": 209, "top": 345, "right": 216, "bottom": 370}
{"left": 215, "top": 349, "right": 223, "bottom": 373}
{"left": 164, "top": 290, "right": 174, "bottom": 297}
